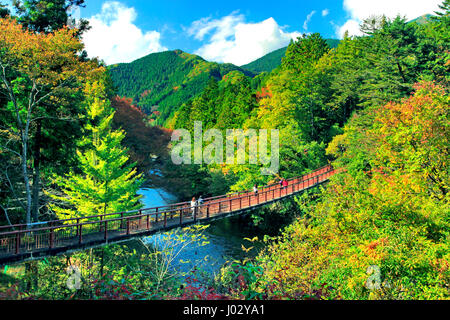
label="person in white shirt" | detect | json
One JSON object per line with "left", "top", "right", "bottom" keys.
{"left": 190, "top": 197, "right": 197, "bottom": 218}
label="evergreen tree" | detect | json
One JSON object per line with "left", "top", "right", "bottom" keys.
{"left": 282, "top": 33, "right": 330, "bottom": 72}
{"left": 12, "top": 0, "right": 89, "bottom": 34}
{"left": 0, "top": 1, "right": 9, "bottom": 18}
{"left": 48, "top": 82, "right": 143, "bottom": 221}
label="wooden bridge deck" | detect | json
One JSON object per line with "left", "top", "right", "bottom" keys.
{"left": 0, "top": 166, "right": 335, "bottom": 264}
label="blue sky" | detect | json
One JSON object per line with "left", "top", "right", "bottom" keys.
{"left": 74, "top": 0, "right": 443, "bottom": 65}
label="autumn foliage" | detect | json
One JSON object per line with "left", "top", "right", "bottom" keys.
{"left": 0, "top": 17, "right": 103, "bottom": 86}
{"left": 111, "top": 96, "right": 172, "bottom": 173}
{"left": 253, "top": 82, "right": 449, "bottom": 300}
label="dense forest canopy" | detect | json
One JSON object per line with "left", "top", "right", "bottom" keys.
{"left": 152, "top": 7, "right": 449, "bottom": 299}
{"left": 0, "top": 0, "right": 449, "bottom": 301}
{"left": 108, "top": 50, "right": 255, "bottom": 126}
{"left": 241, "top": 38, "right": 341, "bottom": 73}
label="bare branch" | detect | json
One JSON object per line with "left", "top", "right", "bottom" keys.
{"left": 2, "top": 164, "right": 26, "bottom": 211}
{"left": 0, "top": 203, "right": 14, "bottom": 228}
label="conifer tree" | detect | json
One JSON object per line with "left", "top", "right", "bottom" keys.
{"left": 0, "top": 1, "right": 9, "bottom": 18}
{"left": 48, "top": 81, "right": 143, "bottom": 221}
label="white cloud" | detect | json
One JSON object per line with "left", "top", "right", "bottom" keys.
{"left": 336, "top": 19, "right": 363, "bottom": 38}
{"left": 82, "top": 1, "right": 167, "bottom": 65}
{"left": 336, "top": 0, "right": 442, "bottom": 38}
{"left": 187, "top": 13, "right": 301, "bottom": 66}
{"left": 322, "top": 9, "right": 330, "bottom": 17}
{"left": 303, "top": 10, "right": 316, "bottom": 31}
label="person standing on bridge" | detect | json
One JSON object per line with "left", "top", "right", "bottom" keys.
{"left": 253, "top": 184, "right": 258, "bottom": 195}
{"left": 282, "top": 179, "right": 288, "bottom": 190}
{"left": 198, "top": 195, "right": 204, "bottom": 215}
{"left": 190, "top": 197, "right": 197, "bottom": 218}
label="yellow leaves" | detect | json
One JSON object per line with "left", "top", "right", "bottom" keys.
{"left": 326, "top": 132, "right": 348, "bottom": 157}
{"left": 244, "top": 236, "right": 259, "bottom": 243}
{"left": 241, "top": 244, "right": 254, "bottom": 253}
{"left": 0, "top": 17, "right": 104, "bottom": 87}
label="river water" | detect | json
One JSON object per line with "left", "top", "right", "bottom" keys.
{"left": 133, "top": 187, "right": 265, "bottom": 278}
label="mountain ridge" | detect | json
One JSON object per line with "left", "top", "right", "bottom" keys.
{"left": 108, "top": 49, "right": 255, "bottom": 125}
{"left": 241, "top": 38, "right": 341, "bottom": 73}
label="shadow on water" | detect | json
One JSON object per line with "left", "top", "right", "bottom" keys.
{"left": 131, "top": 185, "right": 268, "bottom": 278}
{"left": 125, "top": 214, "right": 266, "bottom": 280}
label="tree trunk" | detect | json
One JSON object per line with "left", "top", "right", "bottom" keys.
{"left": 22, "top": 131, "right": 32, "bottom": 227}
{"left": 31, "top": 120, "right": 42, "bottom": 222}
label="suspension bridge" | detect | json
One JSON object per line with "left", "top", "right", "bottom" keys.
{"left": 0, "top": 165, "right": 335, "bottom": 264}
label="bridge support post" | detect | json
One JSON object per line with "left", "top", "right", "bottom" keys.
{"left": 180, "top": 209, "right": 183, "bottom": 225}
{"left": 207, "top": 205, "right": 210, "bottom": 218}
{"left": 78, "top": 225, "right": 82, "bottom": 244}
{"left": 104, "top": 221, "right": 108, "bottom": 240}
{"left": 15, "top": 232, "right": 20, "bottom": 254}
{"left": 76, "top": 218, "right": 80, "bottom": 236}
{"left": 49, "top": 228, "right": 54, "bottom": 249}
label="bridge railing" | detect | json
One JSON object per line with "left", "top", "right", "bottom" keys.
{"left": 0, "top": 164, "right": 332, "bottom": 233}
{"left": 0, "top": 165, "right": 335, "bottom": 259}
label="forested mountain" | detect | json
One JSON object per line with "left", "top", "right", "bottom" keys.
{"left": 409, "top": 14, "right": 433, "bottom": 24}
{"left": 108, "top": 40, "right": 342, "bottom": 124}
{"left": 164, "top": 8, "right": 449, "bottom": 299}
{"left": 240, "top": 46, "right": 287, "bottom": 74}
{"left": 172, "top": 11, "right": 449, "bottom": 193}
{"left": 1, "top": 0, "right": 449, "bottom": 301}
{"left": 108, "top": 49, "right": 255, "bottom": 125}
{"left": 241, "top": 38, "right": 340, "bottom": 73}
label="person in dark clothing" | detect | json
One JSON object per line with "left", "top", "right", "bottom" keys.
{"left": 198, "top": 195, "right": 204, "bottom": 215}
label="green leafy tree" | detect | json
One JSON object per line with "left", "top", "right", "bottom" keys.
{"left": 48, "top": 81, "right": 143, "bottom": 221}
{"left": 12, "top": 0, "right": 89, "bottom": 35}
{"left": 242, "top": 82, "right": 449, "bottom": 300}
{"left": 0, "top": 1, "right": 95, "bottom": 225}
{"left": 0, "top": 1, "right": 9, "bottom": 18}
{"left": 0, "top": 18, "right": 103, "bottom": 226}
{"left": 428, "top": 0, "right": 450, "bottom": 85}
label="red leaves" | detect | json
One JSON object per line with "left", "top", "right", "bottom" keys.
{"left": 91, "top": 276, "right": 135, "bottom": 300}
{"left": 111, "top": 96, "right": 172, "bottom": 171}
{"left": 178, "top": 276, "right": 229, "bottom": 300}
{"left": 255, "top": 86, "right": 273, "bottom": 101}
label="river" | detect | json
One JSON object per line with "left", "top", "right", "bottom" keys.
{"left": 133, "top": 187, "right": 265, "bottom": 278}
